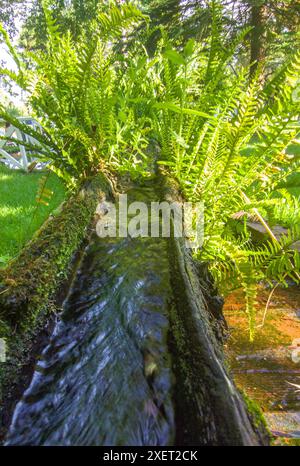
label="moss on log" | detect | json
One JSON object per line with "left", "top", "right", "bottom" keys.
{"left": 159, "top": 171, "right": 270, "bottom": 445}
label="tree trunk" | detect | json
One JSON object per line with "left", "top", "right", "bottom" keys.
{"left": 249, "top": 1, "right": 266, "bottom": 77}
{"left": 160, "top": 173, "right": 270, "bottom": 445}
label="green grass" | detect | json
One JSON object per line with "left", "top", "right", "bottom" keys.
{"left": 0, "top": 164, "right": 66, "bottom": 266}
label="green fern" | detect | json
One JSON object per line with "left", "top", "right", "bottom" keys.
{"left": 140, "top": 1, "right": 300, "bottom": 339}
{"left": 0, "top": 0, "right": 299, "bottom": 340}
{"left": 0, "top": 1, "right": 147, "bottom": 185}
{"left": 36, "top": 175, "right": 54, "bottom": 207}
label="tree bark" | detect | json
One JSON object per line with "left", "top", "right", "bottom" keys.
{"left": 160, "top": 173, "right": 270, "bottom": 445}
{"left": 249, "top": 1, "right": 266, "bottom": 77}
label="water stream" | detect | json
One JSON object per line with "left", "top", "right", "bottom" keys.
{"left": 6, "top": 184, "right": 176, "bottom": 446}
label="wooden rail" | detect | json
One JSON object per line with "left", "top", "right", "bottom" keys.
{"left": 0, "top": 117, "right": 45, "bottom": 171}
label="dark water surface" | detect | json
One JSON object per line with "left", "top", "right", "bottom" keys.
{"left": 6, "top": 185, "right": 175, "bottom": 446}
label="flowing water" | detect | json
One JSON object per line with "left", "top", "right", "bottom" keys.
{"left": 6, "top": 184, "right": 176, "bottom": 446}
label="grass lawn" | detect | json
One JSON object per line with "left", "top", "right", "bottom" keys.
{"left": 0, "top": 164, "right": 66, "bottom": 266}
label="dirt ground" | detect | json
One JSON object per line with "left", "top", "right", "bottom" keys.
{"left": 224, "top": 285, "right": 300, "bottom": 445}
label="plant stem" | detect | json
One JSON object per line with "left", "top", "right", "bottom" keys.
{"left": 240, "top": 190, "right": 278, "bottom": 243}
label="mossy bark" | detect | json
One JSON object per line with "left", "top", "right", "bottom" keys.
{"left": 159, "top": 171, "right": 270, "bottom": 445}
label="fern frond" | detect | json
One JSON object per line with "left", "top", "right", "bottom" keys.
{"left": 36, "top": 175, "right": 53, "bottom": 207}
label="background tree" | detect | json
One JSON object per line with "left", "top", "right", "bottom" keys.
{"left": 0, "top": 0, "right": 26, "bottom": 37}
{"left": 137, "top": 0, "right": 300, "bottom": 71}
{"left": 231, "top": 1, "right": 300, "bottom": 75}
{"left": 19, "top": 0, "right": 105, "bottom": 51}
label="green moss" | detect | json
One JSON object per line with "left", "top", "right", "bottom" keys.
{"left": 241, "top": 390, "right": 271, "bottom": 437}
{"left": 169, "top": 302, "right": 194, "bottom": 396}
